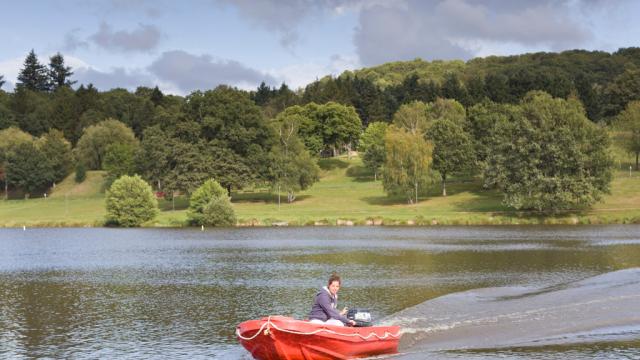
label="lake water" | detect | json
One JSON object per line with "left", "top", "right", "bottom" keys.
{"left": 1, "top": 226, "right": 639, "bottom": 359}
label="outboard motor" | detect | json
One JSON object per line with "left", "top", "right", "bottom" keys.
{"left": 347, "top": 308, "right": 372, "bottom": 327}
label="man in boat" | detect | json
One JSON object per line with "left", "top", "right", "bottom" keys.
{"left": 308, "top": 273, "right": 356, "bottom": 326}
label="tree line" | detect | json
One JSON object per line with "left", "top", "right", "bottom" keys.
{"left": 2, "top": 48, "right": 640, "bottom": 213}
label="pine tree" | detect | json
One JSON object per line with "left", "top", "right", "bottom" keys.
{"left": 150, "top": 86, "right": 164, "bottom": 106}
{"left": 48, "top": 52, "right": 76, "bottom": 90}
{"left": 253, "top": 81, "right": 272, "bottom": 106}
{"left": 0, "top": 75, "right": 5, "bottom": 89}
{"left": 17, "top": 50, "right": 49, "bottom": 92}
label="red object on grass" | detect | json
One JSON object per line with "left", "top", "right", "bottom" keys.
{"left": 236, "top": 316, "right": 401, "bottom": 360}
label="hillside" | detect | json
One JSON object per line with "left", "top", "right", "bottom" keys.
{"left": 2, "top": 154, "right": 640, "bottom": 227}
{"left": 49, "top": 171, "right": 106, "bottom": 198}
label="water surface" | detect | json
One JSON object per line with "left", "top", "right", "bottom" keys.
{"left": 1, "top": 226, "right": 639, "bottom": 359}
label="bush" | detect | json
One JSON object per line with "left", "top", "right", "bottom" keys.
{"left": 202, "top": 197, "right": 237, "bottom": 227}
{"left": 75, "top": 163, "right": 86, "bottom": 183}
{"left": 105, "top": 175, "right": 158, "bottom": 227}
{"left": 187, "top": 179, "right": 236, "bottom": 226}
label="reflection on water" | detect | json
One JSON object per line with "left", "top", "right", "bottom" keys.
{"left": 1, "top": 226, "right": 640, "bottom": 359}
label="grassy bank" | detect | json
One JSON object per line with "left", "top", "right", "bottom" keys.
{"left": 2, "top": 155, "right": 640, "bottom": 227}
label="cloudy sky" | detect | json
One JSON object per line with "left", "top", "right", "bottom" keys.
{"left": 1, "top": 0, "right": 639, "bottom": 94}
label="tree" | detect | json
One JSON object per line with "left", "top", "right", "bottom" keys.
{"left": 427, "top": 118, "right": 474, "bottom": 196}
{"left": 0, "top": 127, "right": 33, "bottom": 198}
{"left": 150, "top": 86, "right": 164, "bottom": 106}
{"left": 383, "top": 125, "right": 434, "bottom": 204}
{"left": 187, "top": 179, "right": 236, "bottom": 226}
{"left": 359, "top": 122, "right": 388, "bottom": 180}
{"left": 17, "top": 50, "right": 49, "bottom": 92}
{"left": 48, "top": 53, "right": 76, "bottom": 90}
{"left": 293, "top": 102, "right": 362, "bottom": 157}
{"left": 485, "top": 73, "right": 512, "bottom": 103}
{"left": 183, "top": 86, "right": 274, "bottom": 188}
{"left": 484, "top": 91, "right": 613, "bottom": 211}
{"left": 276, "top": 105, "right": 323, "bottom": 155}
{"left": 103, "top": 143, "right": 137, "bottom": 187}
{"left": 424, "top": 98, "right": 473, "bottom": 196}
{"left": 6, "top": 142, "right": 54, "bottom": 197}
{"left": 36, "top": 129, "right": 72, "bottom": 183}
{"left": 320, "top": 102, "right": 362, "bottom": 157}
{"left": 269, "top": 113, "right": 320, "bottom": 203}
{"left": 49, "top": 86, "right": 82, "bottom": 141}
{"left": 162, "top": 140, "right": 216, "bottom": 196}
{"left": 0, "top": 75, "right": 5, "bottom": 89}
{"left": 440, "top": 73, "right": 469, "bottom": 105}
{"left": 136, "top": 125, "right": 171, "bottom": 190}
{"left": 425, "top": 98, "right": 466, "bottom": 124}
{"left": 392, "top": 101, "right": 429, "bottom": 136}
{"left": 0, "top": 98, "right": 15, "bottom": 130}
{"left": 11, "top": 87, "right": 53, "bottom": 136}
{"left": 105, "top": 175, "right": 158, "bottom": 227}
{"left": 75, "top": 118, "right": 139, "bottom": 169}
{"left": 252, "top": 81, "right": 273, "bottom": 106}
{"left": 603, "top": 68, "right": 640, "bottom": 117}
{"left": 615, "top": 100, "right": 640, "bottom": 170}
{"left": 466, "top": 75, "right": 487, "bottom": 105}
{"left": 208, "top": 145, "right": 254, "bottom": 195}
{"left": 466, "top": 101, "right": 515, "bottom": 164}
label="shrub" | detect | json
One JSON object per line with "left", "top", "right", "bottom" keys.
{"left": 187, "top": 179, "right": 236, "bottom": 226}
{"left": 75, "top": 162, "right": 86, "bottom": 183}
{"left": 105, "top": 175, "right": 158, "bottom": 227}
{"left": 201, "top": 197, "right": 237, "bottom": 227}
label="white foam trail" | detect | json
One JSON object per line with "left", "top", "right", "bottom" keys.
{"left": 381, "top": 269, "right": 640, "bottom": 355}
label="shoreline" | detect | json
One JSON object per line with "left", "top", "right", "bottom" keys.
{"left": 3, "top": 211, "right": 640, "bottom": 228}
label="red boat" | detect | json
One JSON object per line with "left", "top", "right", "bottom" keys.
{"left": 236, "top": 316, "right": 401, "bottom": 360}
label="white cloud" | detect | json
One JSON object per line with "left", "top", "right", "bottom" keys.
{"left": 267, "top": 54, "right": 361, "bottom": 90}
{"left": 0, "top": 57, "right": 22, "bottom": 91}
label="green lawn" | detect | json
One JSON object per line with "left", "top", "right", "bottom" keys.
{"left": 2, "top": 154, "right": 640, "bottom": 227}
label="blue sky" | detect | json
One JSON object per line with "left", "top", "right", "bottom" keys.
{"left": 1, "top": 0, "right": 639, "bottom": 95}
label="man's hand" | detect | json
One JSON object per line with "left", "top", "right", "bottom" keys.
{"left": 349, "top": 320, "right": 356, "bottom": 326}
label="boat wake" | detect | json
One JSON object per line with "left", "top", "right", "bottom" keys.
{"left": 379, "top": 268, "right": 640, "bottom": 358}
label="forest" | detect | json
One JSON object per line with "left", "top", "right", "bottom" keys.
{"left": 2, "top": 48, "right": 640, "bottom": 217}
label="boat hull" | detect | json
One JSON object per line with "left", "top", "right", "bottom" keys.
{"left": 237, "top": 316, "right": 401, "bottom": 360}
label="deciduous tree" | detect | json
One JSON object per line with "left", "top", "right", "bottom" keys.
{"left": 36, "top": 129, "right": 72, "bottom": 183}
{"left": 427, "top": 118, "right": 474, "bottom": 196}
{"left": 6, "top": 142, "right": 54, "bottom": 197}
{"left": 615, "top": 100, "right": 640, "bottom": 170}
{"left": 484, "top": 91, "right": 613, "bottom": 211}
{"left": 359, "top": 122, "right": 388, "bottom": 180}
{"left": 383, "top": 125, "right": 434, "bottom": 204}
{"left": 75, "top": 118, "right": 138, "bottom": 169}
{"left": 103, "top": 143, "right": 137, "bottom": 187}
{"left": 269, "top": 112, "right": 320, "bottom": 203}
